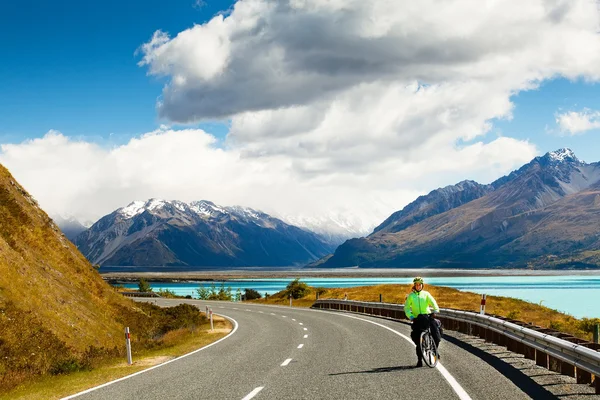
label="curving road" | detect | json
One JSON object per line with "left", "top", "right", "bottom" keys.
{"left": 66, "top": 299, "right": 561, "bottom": 400}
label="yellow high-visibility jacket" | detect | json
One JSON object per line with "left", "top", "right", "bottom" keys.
{"left": 404, "top": 289, "right": 439, "bottom": 320}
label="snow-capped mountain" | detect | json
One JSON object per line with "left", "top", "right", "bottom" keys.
{"left": 278, "top": 212, "right": 374, "bottom": 245}
{"left": 320, "top": 148, "right": 600, "bottom": 269}
{"left": 75, "top": 199, "right": 336, "bottom": 267}
{"left": 52, "top": 214, "right": 93, "bottom": 242}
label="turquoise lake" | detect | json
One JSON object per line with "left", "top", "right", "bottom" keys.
{"left": 118, "top": 274, "right": 600, "bottom": 319}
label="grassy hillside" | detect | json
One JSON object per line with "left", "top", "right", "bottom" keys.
{"left": 252, "top": 283, "right": 600, "bottom": 342}
{"left": 0, "top": 164, "right": 135, "bottom": 389}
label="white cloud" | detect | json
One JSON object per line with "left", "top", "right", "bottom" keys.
{"left": 7, "top": 0, "right": 600, "bottom": 234}
{"left": 555, "top": 109, "right": 600, "bottom": 135}
{"left": 0, "top": 128, "right": 536, "bottom": 235}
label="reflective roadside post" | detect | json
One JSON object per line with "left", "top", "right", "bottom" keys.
{"left": 209, "top": 308, "right": 214, "bottom": 331}
{"left": 125, "top": 327, "right": 132, "bottom": 365}
{"left": 289, "top": 294, "right": 292, "bottom": 307}
{"left": 480, "top": 294, "right": 487, "bottom": 315}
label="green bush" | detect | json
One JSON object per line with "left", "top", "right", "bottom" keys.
{"left": 138, "top": 278, "right": 152, "bottom": 293}
{"left": 156, "top": 289, "right": 178, "bottom": 298}
{"left": 196, "top": 283, "right": 233, "bottom": 300}
{"left": 285, "top": 278, "right": 309, "bottom": 299}
{"left": 578, "top": 318, "right": 600, "bottom": 333}
{"left": 506, "top": 310, "right": 520, "bottom": 320}
{"left": 244, "top": 288, "right": 262, "bottom": 300}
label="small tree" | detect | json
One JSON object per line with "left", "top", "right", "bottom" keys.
{"left": 196, "top": 285, "right": 210, "bottom": 300}
{"left": 285, "top": 278, "right": 309, "bottom": 299}
{"left": 138, "top": 278, "right": 152, "bottom": 293}
{"left": 244, "top": 288, "right": 262, "bottom": 300}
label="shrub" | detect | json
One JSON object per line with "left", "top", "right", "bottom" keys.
{"left": 156, "top": 289, "right": 178, "bottom": 298}
{"left": 578, "top": 318, "right": 600, "bottom": 333}
{"left": 138, "top": 278, "right": 152, "bottom": 293}
{"left": 196, "top": 285, "right": 210, "bottom": 300}
{"left": 244, "top": 288, "right": 262, "bottom": 300}
{"left": 197, "top": 283, "right": 233, "bottom": 301}
{"left": 285, "top": 278, "right": 309, "bottom": 299}
{"left": 506, "top": 310, "right": 520, "bottom": 320}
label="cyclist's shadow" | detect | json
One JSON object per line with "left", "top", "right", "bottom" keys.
{"left": 329, "top": 365, "right": 418, "bottom": 376}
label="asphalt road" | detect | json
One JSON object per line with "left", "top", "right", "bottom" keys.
{"left": 67, "top": 299, "right": 560, "bottom": 400}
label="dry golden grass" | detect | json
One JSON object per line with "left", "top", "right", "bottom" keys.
{"left": 2, "top": 319, "right": 232, "bottom": 400}
{"left": 251, "top": 284, "right": 598, "bottom": 342}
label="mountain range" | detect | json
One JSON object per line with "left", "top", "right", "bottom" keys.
{"left": 318, "top": 148, "right": 600, "bottom": 269}
{"left": 75, "top": 199, "right": 336, "bottom": 267}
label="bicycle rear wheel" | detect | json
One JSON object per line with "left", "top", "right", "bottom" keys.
{"left": 420, "top": 331, "right": 438, "bottom": 368}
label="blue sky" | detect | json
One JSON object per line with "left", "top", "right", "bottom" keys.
{"left": 0, "top": 0, "right": 234, "bottom": 144}
{"left": 1, "top": 0, "right": 600, "bottom": 162}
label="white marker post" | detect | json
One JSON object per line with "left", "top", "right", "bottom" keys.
{"left": 289, "top": 294, "right": 292, "bottom": 307}
{"left": 480, "top": 294, "right": 487, "bottom": 315}
{"left": 125, "top": 327, "right": 132, "bottom": 365}
{"left": 206, "top": 306, "right": 209, "bottom": 318}
{"left": 209, "top": 308, "right": 214, "bottom": 331}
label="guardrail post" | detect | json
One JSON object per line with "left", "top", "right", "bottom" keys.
{"left": 535, "top": 349, "right": 548, "bottom": 368}
{"left": 379, "top": 294, "right": 382, "bottom": 302}
{"left": 548, "top": 355, "right": 561, "bottom": 373}
{"left": 576, "top": 368, "right": 592, "bottom": 385}
{"left": 480, "top": 294, "right": 486, "bottom": 315}
{"left": 125, "top": 327, "right": 132, "bottom": 365}
{"left": 594, "top": 324, "right": 599, "bottom": 344}
{"left": 523, "top": 344, "right": 535, "bottom": 361}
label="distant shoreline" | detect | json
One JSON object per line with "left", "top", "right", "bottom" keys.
{"left": 100, "top": 267, "right": 600, "bottom": 282}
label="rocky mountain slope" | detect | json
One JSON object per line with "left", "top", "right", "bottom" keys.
{"left": 320, "top": 149, "right": 600, "bottom": 269}
{"left": 76, "top": 199, "right": 336, "bottom": 267}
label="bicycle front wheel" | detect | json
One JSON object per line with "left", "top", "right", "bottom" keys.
{"left": 420, "top": 331, "right": 438, "bottom": 368}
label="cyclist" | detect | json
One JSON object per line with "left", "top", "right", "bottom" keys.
{"left": 404, "top": 276, "right": 440, "bottom": 367}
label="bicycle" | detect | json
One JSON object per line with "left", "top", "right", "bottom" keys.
{"left": 419, "top": 316, "right": 439, "bottom": 368}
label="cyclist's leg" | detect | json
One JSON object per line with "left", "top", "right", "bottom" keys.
{"left": 410, "top": 326, "right": 423, "bottom": 361}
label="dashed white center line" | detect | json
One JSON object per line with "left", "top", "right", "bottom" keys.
{"left": 241, "top": 386, "right": 264, "bottom": 400}
{"left": 219, "top": 306, "right": 224, "bottom": 309}
{"left": 291, "top": 318, "right": 296, "bottom": 321}
{"left": 233, "top": 308, "right": 238, "bottom": 310}
{"left": 297, "top": 344, "right": 304, "bottom": 349}
{"left": 303, "top": 327, "right": 308, "bottom": 331}
{"left": 270, "top": 313, "right": 276, "bottom": 315}
{"left": 245, "top": 309, "right": 251, "bottom": 312}
{"left": 282, "top": 316, "right": 287, "bottom": 318}
{"left": 258, "top": 311, "right": 264, "bottom": 313}
{"left": 298, "top": 323, "right": 303, "bottom": 325}
{"left": 281, "top": 358, "right": 292, "bottom": 366}
{"left": 303, "top": 334, "right": 308, "bottom": 338}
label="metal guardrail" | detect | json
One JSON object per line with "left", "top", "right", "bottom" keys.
{"left": 312, "top": 299, "right": 600, "bottom": 393}
{"left": 121, "top": 291, "right": 160, "bottom": 298}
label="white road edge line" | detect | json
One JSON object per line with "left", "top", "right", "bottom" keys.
{"left": 336, "top": 313, "right": 472, "bottom": 400}
{"left": 281, "top": 358, "right": 292, "bottom": 366}
{"left": 241, "top": 386, "right": 264, "bottom": 400}
{"left": 61, "top": 313, "right": 239, "bottom": 399}
{"left": 297, "top": 344, "right": 304, "bottom": 349}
